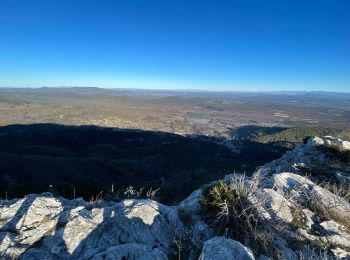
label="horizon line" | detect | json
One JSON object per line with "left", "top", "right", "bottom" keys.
{"left": 1, "top": 86, "right": 350, "bottom": 94}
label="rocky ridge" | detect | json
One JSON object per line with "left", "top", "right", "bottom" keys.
{"left": 0, "top": 136, "right": 350, "bottom": 259}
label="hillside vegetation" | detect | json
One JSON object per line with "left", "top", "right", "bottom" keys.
{"left": 247, "top": 126, "right": 350, "bottom": 148}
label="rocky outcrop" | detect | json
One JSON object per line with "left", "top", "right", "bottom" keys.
{"left": 260, "top": 136, "right": 350, "bottom": 185}
{"left": 0, "top": 195, "right": 184, "bottom": 259}
{"left": 1, "top": 136, "right": 350, "bottom": 259}
{"left": 270, "top": 172, "right": 350, "bottom": 256}
{"left": 313, "top": 136, "right": 350, "bottom": 151}
{"left": 256, "top": 137, "right": 350, "bottom": 259}
{"left": 260, "top": 137, "right": 326, "bottom": 176}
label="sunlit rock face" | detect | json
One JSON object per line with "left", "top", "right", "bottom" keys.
{"left": 0, "top": 194, "right": 66, "bottom": 258}
{"left": 0, "top": 195, "right": 184, "bottom": 259}
{"left": 315, "top": 136, "right": 350, "bottom": 151}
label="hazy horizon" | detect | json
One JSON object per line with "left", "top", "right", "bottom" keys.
{"left": 2, "top": 86, "right": 350, "bottom": 94}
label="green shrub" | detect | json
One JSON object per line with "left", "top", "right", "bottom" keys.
{"left": 200, "top": 181, "right": 234, "bottom": 214}
{"left": 200, "top": 174, "right": 280, "bottom": 257}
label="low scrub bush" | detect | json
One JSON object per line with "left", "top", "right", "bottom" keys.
{"left": 200, "top": 173, "right": 281, "bottom": 257}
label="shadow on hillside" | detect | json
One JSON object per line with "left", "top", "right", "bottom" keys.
{"left": 0, "top": 124, "right": 288, "bottom": 204}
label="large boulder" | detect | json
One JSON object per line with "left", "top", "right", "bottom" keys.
{"left": 271, "top": 172, "right": 350, "bottom": 223}
{"left": 199, "top": 237, "right": 255, "bottom": 260}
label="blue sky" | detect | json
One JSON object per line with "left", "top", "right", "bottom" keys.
{"left": 0, "top": 0, "right": 349, "bottom": 91}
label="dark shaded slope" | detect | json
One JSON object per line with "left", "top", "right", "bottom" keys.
{"left": 0, "top": 124, "right": 286, "bottom": 204}
{"left": 0, "top": 124, "right": 237, "bottom": 203}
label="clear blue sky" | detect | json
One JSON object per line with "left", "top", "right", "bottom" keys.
{"left": 0, "top": 0, "right": 349, "bottom": 91}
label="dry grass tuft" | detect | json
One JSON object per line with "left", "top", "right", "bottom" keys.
{"left": 200, "top": 172, "right": 281, "bottom": 257}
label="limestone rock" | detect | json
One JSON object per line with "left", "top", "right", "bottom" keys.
{"left": 191, "top": 220, "right": 214, "bottom": 250}
{"left": 272, "top": 172, "right": 350, "bottom": 223}
{"left": 91, "top": 243, "right": 167, "bottom": 260}
{"left": 331, "top": 247, "right": 350, "bottom": 259}
{"left": 311, "top": 186, "right": 350, "bottom": 223}
{"left": 300, "top": 208, "right": 319, "bottom": 230}
{"left": 273, "top": 237, "right": 298, "bottom": 260}
{"left": 262, "top": 188, "right": 293, "bottom": 223}
{"left": 321, "top": 136, "right": 350, "bottom": 151}
{"left": 320, "top": 221, "right": 350, "bottom": 249}
{"left": 0, "top": 193, "right": 85, "bottom": 259}
{"left": 178, "top": 188, "right": 203, "bottom": 216}
{"left": 1, "top": 195, "right": 184, "bottom": 259}
{"left": 199, "top": 237, "right": 255, "bottom": 260}
{"left": 260, "top": 138, "right": 325, "bottom": 176}
{"left": 259, "top": 136, "right": 350, "bottom": 176}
